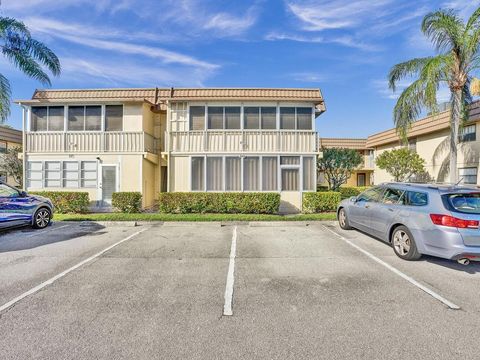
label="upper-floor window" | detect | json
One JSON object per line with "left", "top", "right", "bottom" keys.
{"left": 207, "top": 106, "right": 241, "bottom": 130}
{"left": 190, "top": 106, "right": 205, "bottom": 130}
{"left": 105, "top": 105, "right": 123, "bottom": 131}
{"left": 408, "top": 138, "right": 417, "bottom": 152}
{"left": 31, "top": 106, "right": 64, "bottom": 131}
{"left": 244, "top": 107, "right": 276, "bottom": 130}
{"left": 68, "top": 106, "right": 102, "bottom": 131}
{"left": 0, "top": 141, "right": 6, "bottom": 154}
{"left": 280, "top": 107, "right": 312, "bottom": 130}
{"left": 459, "top": 124, "right": 476, "bottom": 142}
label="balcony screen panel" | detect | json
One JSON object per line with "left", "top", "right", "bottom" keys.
{"left": 261, "top": 107, "right": 277, "bottom": 129}
{"left": 85, "top": 106, "right": 102, "bottom": 131}
{"left": 208, "top": 107, "right": 224, "bottom": 130}
{"left": 68, "top": 106, "right": 85, "bottom": 131}
{"left": 280, "top": 156, "right": 300, "bottom": 165}
{"left": 190, "top": 106, "right": 205, "bottom": 130}
{"left": 282, "top": 169, "right": 299, "bottom": 191}
{"left": 244, "top": 107, "right": 260, "bottom": 129}
{"left": 191, "top": 157, "right": 204, "bottom": 191}
{"left": 105, "top": 105, "right": 123, "bottom": 131}
{"left": 280, "top": 107, "right": 295, "bottom": 129}
{"left": 243, "top": 157, "right": 259, "bottom": 191}
{"left": 303, "top": 156, "right": 315, "bottom": 191}
{"left": 297, "top": 107, "right": 312, "bottom": 130}
{"left": 262, "top": 157, "right": 278, "bottom": 191}
{"left": 207, "top": 157, "right": 223, "bottom": 191}
{"left": 48, "top": 106, "right": 65, "bottom": 131}
{"left": 31, "top": 107, "right": 48, "bottom": 131}
{"left": 225, "top": 107, "right": 241, "bottom": 129}
{"left": 225, "top": 157, "right": 241, "bottom": 191}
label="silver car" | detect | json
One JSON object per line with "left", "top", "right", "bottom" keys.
{"left": 337, "top": 183, "right": 480, "bottom": 265}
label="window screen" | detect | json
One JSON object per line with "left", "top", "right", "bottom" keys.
{"left": 244, "top": 107, "right": 260, "bottom": 129}
{"left": 303, "top": 157, "right": 315, "bottom": 191}
{"left": 48, "top": 106, "right": 65, "bottom": 131}
{"left": 31, "top": 107, "right": 48, "bottom": 131}
{"left": 0, "top": 141, "right": 6, "bottom": 154}
{"left": 262, "top": 157, "right": 278, "bottom": 191}
{"left": 226, "top": 157, "right": 241, "bottom": 191}
{"left": 191, "top": 157, "right": 204, "bottom": 190}
{"left": 85, "top": 106, "right": 102, "bottom": 131}
{"left": 460, "top": 125, "right": 476, "bottom": 142}
{"left": 282, "top": 169, "right": 299, "bottom": 191}
{"left": 225, "top": 107, "right": 241, "bottom": 129}
{"left": 190, "top": 106, "right": 205, "bottom": 130}
{"left": 297, "top": 107, "right": 312, "bottom": 130}
{"left": 68, "top": 106, "right": 85, "bottom": 131}
{"left": 243, "top": 157, "right": 259, "bottom": 190}
{"left": 105, "top": 105, "right": 123, "bottom": 131}
{"left": 207, "top": 157, "right": 223, "bottom": 191}
{"left": 280, "top": 108, "right": 295, "bottom": 129}
{"left": 208, "top": 107, "right": 224, "bottom": 130}
{"left": 261, "top": 107, "right": 276, "bottom": 129}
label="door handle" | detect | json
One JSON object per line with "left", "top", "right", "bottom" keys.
{"left": 388, "top": 208, "right": 394, "bottom": 212}
{"left": 365, "top": 204, "right": 370, "bottom": 209}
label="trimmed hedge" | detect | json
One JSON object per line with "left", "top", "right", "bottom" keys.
{"left": 338, "top": 186, "right": 370, "bottom": 199}
{"left": 112, "top": 192, "right": 142, "bottom": 213}
{"left": 158, "top": 192, "right": 280, "bottom": 214}
{"left": 30, "top": 191, "right": 90, "bottom": 214}
{"left": 303, "top": 192, "right": 341, "bottom": 213}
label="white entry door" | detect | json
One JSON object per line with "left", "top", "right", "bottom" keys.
{"left": 101, "top": 165, "right": 117, "bottom": 206}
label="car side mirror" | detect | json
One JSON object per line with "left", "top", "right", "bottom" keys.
{"left": 19, "top": 191, "right": 27, "bottom": 197}
{"left": 350, "top": 196, "right": 358, "bottom": 203}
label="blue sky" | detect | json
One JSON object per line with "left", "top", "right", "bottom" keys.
{"left": 2, "top": 0, "right": 480, "bottom": 137}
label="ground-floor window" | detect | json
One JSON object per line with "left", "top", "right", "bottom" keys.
{"left": 26, "top": 160, "right": 98, "bottom": 189}
{"left": 0, "top": 171, "right": 6, "bottom": 183}
{"left": 190, "top": 155, "right": 316, "bottom": 192}
{"left": 459, "top": 167, "right": 478, "bottom": 185}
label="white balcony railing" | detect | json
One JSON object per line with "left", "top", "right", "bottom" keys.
{"left": 167, "top": 130, "right": 317, "bottom": 153}
{"left": 26, "top": 131, "right": 156, "bottom": 153}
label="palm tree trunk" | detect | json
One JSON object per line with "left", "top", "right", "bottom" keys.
{"left": 449, "top": 89, "right": 462, "bottom": 184}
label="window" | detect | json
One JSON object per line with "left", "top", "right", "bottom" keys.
{"left": 208, "top": 107, "right": 224, "bottom": 130}
{"left": 27, "top": 162, "right": 43, "bottom": 188}
{"left": 81, "top": 161, "right": 97, "bottom": 188}
{"left": 405, "top": 191, "right": 428, "bottom": 206}
{"left": 357, "top": 187, "right": 384, "bottom": 202}
{"left": 31, "top": 107, "right": 48, "bottom": 131}
{"left": 262, "top": 157, "right": 277, "bottom": 191}
{"left": 244, "top": 107, "right": 260, "bottom": 129}
{"left": 191, "top": 157, "right": 204, "bottom": 191}
{"left": 0, "top": 172, "right": 6, "bottom": 182}
{"left": 63, "top": 161, "right": 79, "bottom": 188}
{"left": 85, "top": 106, "right": 102, "bottom": 131}
{"left": 67, "top": 106, "right": 102, "bottom": 131}
{"left": 0, "top": 141, "right": 6, "bottom": 154}
{"left": 44, "top": 161, "right": 61, "bottom": 187}
{"left": 459, "top": 167, "right": 477, "bottom": 185}
{"left": 68, "top": 106, "right": 84, "bottom": 131}
{"left": 171, "top": 102, "right": 188, "bottom": 131}
{"left": 0, "top": 183, "right": 18, "bottom": 197}
{"left": 261, "top": 107, "right": 276, "bottom": 129}
{"left": 243, "top": 157, "right": 259, "bottom": 190}
{"left": 48, "top": 107, "right": 65, "bottom": 131}
{"left": 207, "top": 157, "right": 223, "bottom": 191}
{"left": 225, "top": 157, "right": 241, "bottom": 191}
{"left": 280, "top": 107, "right": 295, "bottom": 129}
{"left": 225, "top": 107, "right": 241, "bottom": 129}
{"left": 382, "top": 188, "right": 405, "bottom": 205}
{"left": 408, "top": 138, "right": 417, "bottom": 152}
{"left": 460, "top": 125, "right": 476, "bottom": 142}
{"left": 445, "top": 193, "right": 480, "bottom": 214}
{"left": 297, "top": 108, "right": 312, "bottom": 130}
{"left": 282, "top": 169, "right": 299, "bottom": 191}
{"left": 105, "top": 105, "right": 123, "bottom": 131}
{"left": 190, "top": 106, "right": 205, "bottom": 130}
{"left": 303, "top": 157, "right": 315, "bottom": 191}
{"left": 281, "top": 156, "right": 300, "bottom": 165}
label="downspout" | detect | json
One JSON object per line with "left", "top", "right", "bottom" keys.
{"left": 21, "top": 105, "right": 27, "bottom": 190}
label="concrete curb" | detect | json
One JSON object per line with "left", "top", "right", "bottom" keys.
{"left": 58, "top": 220, "right": 338, "bottom": 227}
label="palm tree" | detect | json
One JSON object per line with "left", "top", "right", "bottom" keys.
{"left": 388, "top": 7, "right": 480, "bottom": 183}
{"left": 0, "top": 17, "right": 60, "bottom": 122}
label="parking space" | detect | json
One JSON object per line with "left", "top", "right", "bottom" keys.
{"left": 0, "top": 222, "right": 480, "bottom": 359}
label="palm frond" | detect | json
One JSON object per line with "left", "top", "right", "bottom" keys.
{"left": 393, "top": 79, "right": 426, "bottom": 140}
{"left": 388, "top": 57, "right": 433, "bottom": 91}
{"left": 25, "top": 38, "right": 61, "bottom": 76}
{"left": 0, "top": 17, "right": 30, "bottom": 37}
{"left": 1, "top": 47, "right": 51, "bottom": 85}
{"left": 0, "top": 73, "right": 11, "bottom": 123}
{"left": 422, "top": 9, "right": 464, "bottom": 52}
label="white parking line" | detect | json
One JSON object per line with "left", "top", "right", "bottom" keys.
{"left": 26, "top": 224, "right": 71, "bottom": 238}
{"left": 322, "top": 225, "right": 461, "bottom": 310}
{"left": 0, "top": 227, "right": 147, "bottom": 314}
{"left": 223, "top": 226, "right": 237, "bottom": 316}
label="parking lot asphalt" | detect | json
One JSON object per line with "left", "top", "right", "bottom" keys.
{"left": 0, "top": 221, "right": 479, "bottom": 359}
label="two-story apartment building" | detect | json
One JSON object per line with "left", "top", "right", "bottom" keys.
{"left": 317, "top": 138, "right": 374, "bottom": 187}
{"left": 320, "top": 100, "right": 480, "bottom": 186}
{"left": 0, "top": 126, "right": 22, "bottom": 186}
{"left": 16, "top": 88, "right": 326, "bottom": 212}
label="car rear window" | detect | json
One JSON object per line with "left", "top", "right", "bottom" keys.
{"left": 445, "top": 193, "right": 480, "bottom": 214}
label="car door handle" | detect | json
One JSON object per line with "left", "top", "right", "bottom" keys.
{"left": 365, "top": 204, "right": 370, "bottom": 209}
{"left": 388, "top": 208, "right": 394, "bottom": 212}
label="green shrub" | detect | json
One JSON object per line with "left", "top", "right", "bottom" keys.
{"left": 158, "top": 192, "right": 280, "bottom": 214}
{"left": 303, "top": 192, "right": 341, "bottom": 213}
{"left": 30, "top": 191, "right": 90, "bottom": 214}
{"left": 112, "top": 192, "right": 142, "bottom": 213}
{"left": 338, "top": 186, "right": 370, "bottom": 199}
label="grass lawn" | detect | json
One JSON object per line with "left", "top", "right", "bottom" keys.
{"left": 54, "top": 212, "right": 337, "bottom": 222}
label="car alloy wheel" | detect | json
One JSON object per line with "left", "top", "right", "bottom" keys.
{"left": 339, "top": 209, "right": 347, "bottom": 228}
{"left": 393, "top": 229, "right": 411, "bottom": 256}
{"left": 35, "top": 209, "right": 51, "bottom": 229}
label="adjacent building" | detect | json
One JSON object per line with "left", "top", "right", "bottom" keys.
{"left": 319, "top": 100, "right": 480, "bottom": 186}
{"left": 16, "top": 88, "right": 326, "bottom": 212}
{"left": 0, "top": 126, "right": 22, "bottom": 186}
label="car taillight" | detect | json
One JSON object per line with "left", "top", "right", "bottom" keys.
{"left": 430, "top": 214, "right": 479, "bottom": 229}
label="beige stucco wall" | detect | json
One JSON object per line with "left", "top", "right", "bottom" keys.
{"left": 142, "top": 158, "right": 157, "bottom": 208}
{"left": 170, "top": 156, "right": 189, "bottom": 191}
{"left": 123, "top": 103, "right": 144, "bottom": 132}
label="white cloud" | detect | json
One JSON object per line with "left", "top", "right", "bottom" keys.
{"left": 441, "top": 0, "right": 480, "bottom": 18}
{"left": 203, "top": 8, "right": 258, "bottom": 36}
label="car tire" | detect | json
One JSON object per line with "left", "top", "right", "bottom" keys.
{"left": 338, "top": 208, "right": 353, "bottom": 230}
{"left": 33, "top": 207, "right": 52, "bottom": 229}
{"left": 391, "top": 225, "right": 421, "bottom": 261}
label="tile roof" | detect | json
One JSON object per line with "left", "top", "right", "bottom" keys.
{"left": 0, "top": 126, "right": 22, "bottom": 144}
{"left": 17, "top": 88, "right": 325, "bottom": 110}
{"left": 318, "top": 138, "right": 369, "bottom": 150}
